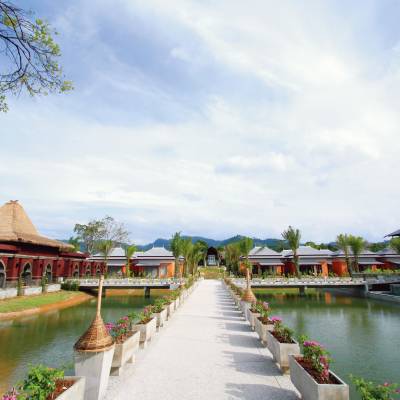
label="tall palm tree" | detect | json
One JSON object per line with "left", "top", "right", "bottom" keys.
{"left": 97, "top": 239, "right": 114, "bottom": 275}
{"left": 225, "top": 242, "right": 241, "bottom": 275}
{"left": 282, "top": 226, "right": 301, "bottom": 277}
{"left": 170, "top": 232, "right": 183, "bottom": 278}
{"left": 181, "top": 238, "right": 193, "bottom": 277}
{"left": 390, "top": 238, "right": 400, "bottom": 254}
{"left": 348, "top": 235, "right": 366, "bottom": 273}
{"left": 187, "top": 243, "right": 204, "bottom": 276}
{"left": 336, "top": 234, "right": 352, "bottom": 275}
{"left": 196, "top": 240, "right": 209, "bottom": 267}
{"left": 124, "top": 244, "right": 137, "bottom": 278}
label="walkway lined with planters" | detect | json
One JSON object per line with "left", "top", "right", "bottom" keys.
{"left": 104, "top": 279, "right": 299, "bottom": 400}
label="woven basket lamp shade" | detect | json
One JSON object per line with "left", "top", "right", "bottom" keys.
{"left": 241, "top": 267, "right": 256, "bottom": 303}
{"left": 74, "top": 276, "right": 114, "bottom": 353}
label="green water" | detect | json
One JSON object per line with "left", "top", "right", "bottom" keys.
{"left": 0, "top": 292, "right": 165, "bottom": 393}
{"left": 255, "top": 290, "right": 400, "bottom": 399}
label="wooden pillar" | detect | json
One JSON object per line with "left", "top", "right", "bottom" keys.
{"left": 144, "top": 287, "right": 151, "bottom": 298}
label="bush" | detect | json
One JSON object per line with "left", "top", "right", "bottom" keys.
{"left": 350, "top": 376, "right": 399, "bottom": 400}
{"left": 60, "top": 280, "right": 79, "bottom": 291}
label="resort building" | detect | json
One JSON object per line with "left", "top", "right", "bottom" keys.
{"left": 331, "top": 249, "right": 383, "bottom": 274}
{"left": 248, "top": 246, "right": 284, "bottom": 275}
{"left": 282, "top": 246, "right": 333, "bottom": 276}
{"left": 376, "top": 248, "right": 400, "bottom": 269}
{"left": 90, "top": 246, "right": 181, "bottom": 278}
{"left": 0, "top": 200, "right": 104, "bottom": 287}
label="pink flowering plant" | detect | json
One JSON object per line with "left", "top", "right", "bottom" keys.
{"left": 272, "top": 319, "right": 294, "bottom": 343}
{"left": 1, "top": 388, "right": 18, "bottom": 400}
{"left": 299, "top": 335, "right": 331, "bottom": 383}
{"left": 105, "top": 316, "right": 130, "bottom": 342}
{"left": 350, "top": 376, "right": 399, "bottom": 400}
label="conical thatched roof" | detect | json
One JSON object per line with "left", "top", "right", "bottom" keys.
{"left": 74, "top": 276, "right": 114, "bottom": 353}
{"left": 74, "top": 314, "right": 114, "bottom": 353}
{"left": 0, "top": 200, "right": 73, "bottom": 250}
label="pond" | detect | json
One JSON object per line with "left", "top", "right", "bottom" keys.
{"left": 255, "top": 289, "right": 400, "bottom": 399}
{"left": 0, "top": 290, "right": 167, "bottom": 393}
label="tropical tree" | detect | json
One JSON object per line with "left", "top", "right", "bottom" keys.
{"left": 336, "top": 234, "right": 352, "bottom": 275}
{"left": 74, "top": 216, "right": 129, "bottom": 255}
{"left": 0, "top": 1, "right": 73, "bottom": 112}
{"left": 347, "top": 235, "right": 366, "bottom": 273}
{"left": 390, "top": 238, "right": 400, "bottom": 254}
{"left": 181, "top": 238, "right": 193, "bottom": 277}
{"left": 68, "top": 236, "right": 80, "bottom": 252}
{"left": 225, "top": 242, "right": 241, "bottom": 275}
{"left": 196, "top": 240, "right": 209, "bottom": 266}
{"left": 187, "top": 242, "right": 205, "bottom": 276}
{"left": 74, "top": 220, "right": 105, "bottom": 255}
{"left": 282, "top": 226, "right": 301, "bottom": 277}
{"left": 124, "top": 244, "right": 137, "bottom": 278}
{"left": 97, "top": 240, "right": 114, "bottom": 275}
{"left": 170, "top": 232, "right": 183, "bottom": 278}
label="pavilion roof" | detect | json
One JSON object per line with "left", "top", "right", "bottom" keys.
{"left": 0, "top": 200, "right": 73, "bottom": 251}
{"left": 386, "top": 229, "right": 400, "bottom": 237}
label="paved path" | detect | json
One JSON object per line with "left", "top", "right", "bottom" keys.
{"left": 105, "top": 280, "right": 299, "bottom": 400}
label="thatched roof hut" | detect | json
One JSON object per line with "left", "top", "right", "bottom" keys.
{"left": 0, "top": 200, "right": 73, "bottom": 251}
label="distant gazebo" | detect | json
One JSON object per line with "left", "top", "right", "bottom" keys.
{"left": 206, "top": 247, "right": 219, "bottom": 267}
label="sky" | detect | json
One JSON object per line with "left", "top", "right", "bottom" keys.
{"left": 1, "top": 0, "right": 400, "bottom": 244}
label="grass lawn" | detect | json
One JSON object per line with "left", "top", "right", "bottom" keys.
{"left": 0, "top": 291, "right": 84, "bottom": 313}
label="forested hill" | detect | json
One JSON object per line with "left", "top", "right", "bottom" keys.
{"left": 139, "top": 236, "right": 285, "bottom": 251}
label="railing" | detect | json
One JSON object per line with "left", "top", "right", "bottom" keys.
{"left": 66, "top": 278, "right": 185, "bottom": 287}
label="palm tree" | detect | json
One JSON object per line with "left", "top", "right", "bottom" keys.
{"left": 347, "top": 235, "right": 366, "bottom": 273}
{"left": 390, "top": 238, "right": 400, "bottom": 254}
{"left": 170, "top": 232, "right": 183, "bottom": 278}
{"left": 97, "top": 239, "right": 114, "bottom": 275}
{"left": 181, "top": 238, "right": 193, "bottom": 277}
{"left": 282, "top": 226, "right": 301, "bottom": 277}
{"left": 187, "top": 243, "right": 205, "bottom": 276}
{"left": 124, "top": 244, "right": 137, "bottom": 278}
{"left": 196, "top": 240, "right": 209, "bottom": 267}
{"left": 336, "top": 234, "right": 352, "bottom": 275}
{"left": 225, "top": 242, "right": 241, "bottom": 275}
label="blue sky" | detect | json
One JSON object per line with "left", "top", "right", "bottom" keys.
{"left": 1, "top": 0, "right": 400, "bottom": 244}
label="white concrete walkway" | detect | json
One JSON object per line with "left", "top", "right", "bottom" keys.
{"left": 105, "top": 280, "right": 299, "bottom": 400}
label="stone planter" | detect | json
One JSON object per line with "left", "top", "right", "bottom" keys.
{"left": 289, "top": 355, "right": 349, "bottom": 400}
{"left": 111, "top": 331, "right": 140, "bottom": 376}
{"left": 240, "top": 300, "right": 251, "bottom": 316}
{"left": 166, "top": 302, "right": 174, "bottom": 319}
{"left": 246, "top": 309, "right": 260, "bottom": 331}
{"left": 47, "top": 283, "right": 61, "bottom": 293}
{"left": 174, "top": 297, "right": 180, "bottom": 310}
{"left": 254, "top": 317, "right": 274, "bottom": 346}
{"left": 56, "top": 376, "right": 86, "bottom": 400}
{"left": 132, "top": 317, "right": 157, "bottom": 348}
{"left": 266, "top": 330, "right": 300, "bottom": 373}
{"left": 154, "top": 308, "right": 168, "bottom": 331}
{"left": 22, "top": 286, "right": 42, "bottom": 296}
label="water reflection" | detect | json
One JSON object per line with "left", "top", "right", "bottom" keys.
{"left": 0, "top": 292, "right": 166, "bottom": 393}
{"left": 255, "top": 290, "right": 400, "bottom": 399}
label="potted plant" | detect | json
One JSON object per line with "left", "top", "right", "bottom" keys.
{"left": 254, "top": 303, "right": 275, "bottom": 345}
{"left": 265, "top": 318, "right": 300, "bottom": 372}
{"left": 152, "top": 298, "right": 168, "bottom": 331}
{"left": 246, "top": 301, "right": 263, "bottom": 330}
{"left": 1, "top": 365, "right": 85, "bottom": 400}
{"left": 106, "top": 316, "right": 140, "bottom": 376}
{"left": 131, "top": 306, "right": 157, "bottom": 348}
{"left": 289, "top": 336, "right": 349, "bottom": 399}
{"left": 164, "top": 295, "right": 175, "bottom": 319}
{"left": 350, "top": 376, "right": 399, "bottom": 400}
